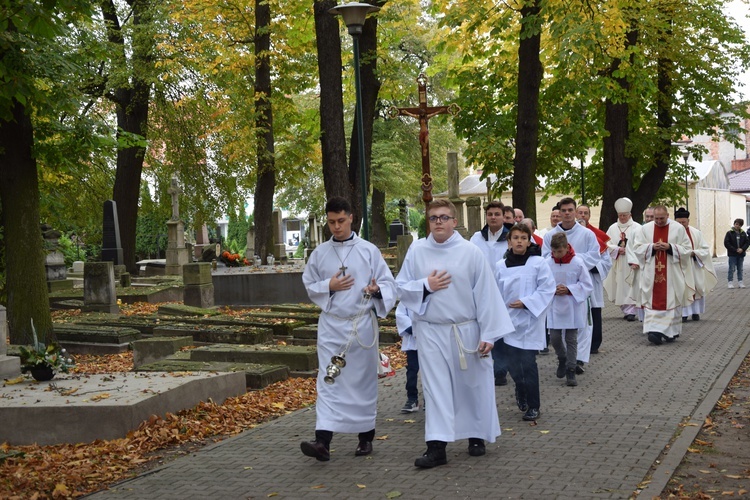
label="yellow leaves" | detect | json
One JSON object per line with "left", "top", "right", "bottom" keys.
{"left": 90, "top": 393, "right": 111, "bottom": 402}
{"left": 375, "top": 435, "right": 389, "bottom": 441}
{"left": 52, "top": 483, "right": 70, "bottom": 498}
{"left": 356, "top": 484, "right": 366, "bottom": 489}
{"left": 4, "top": 376, "right": 26, "bottom": 386}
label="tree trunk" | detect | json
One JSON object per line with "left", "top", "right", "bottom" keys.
{"left": 0, "top": 101, "right": 53, "bottom": 345}
{"left": 253, "top": 0, "right": 276, "bottom": 259}
{"left": 512, "top": 1, "right": 542, "bottom": 224}
{"left": 314, "top": 0, "right": 349, "bottom": 206}
{"left": 347, "top": 1, "right": 384, "bottom": 235}
{"left": 103, "top": 0, "right": 154, "bottom": 274}
{"left": 601, "top": 29, "right": 638, "bottom": 228}
{"left": 370, "top": 187, "right": 388, "bottom": 247}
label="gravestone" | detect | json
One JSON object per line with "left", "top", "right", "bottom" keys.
{"left": 389, "top": 220, "right": 405, "bottom": 246}
{"left": 447, "top": 152, "right": 468, "bottom": 238}
{"left": 165, "top": 175, "right": 190, "bottom": 275}
{"left": 396, "top": 234, "right": 413, "bottom": 273}
{"left": 0, "top": 306, "right": 21, "bottom": 378}
{"left": 307, "top": 215, "right": 318, "bottom": 252}
{"left": 466, "top": 196, "right": 482, "bottom": 236}
{"left": 101, "top": 200, "right": 124, "bottom": 265}
{"left": 42, "top": 224, "right": 73, "bottom": 291}
{"left": 194, "top": 224, "right": 210, "bottom": 261}
{"left": 271, "top": 209, "right": 286, "bottom": 260}
{"left": 246, "top": 224, "right": 255, "bottom": 259}
{"left": 182, "top": 263, "right": 214, "bottom": 308}
{"left": 398, "top": 199, "right": 410, "bottom": 232}
{"left": 83, "top": 262, "right": 119, "bottom": 314}
{"left": 72, "top": 261, "right": 85, "bottom": 274}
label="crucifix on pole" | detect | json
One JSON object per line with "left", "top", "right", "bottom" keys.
{"left": 388, "top": 74, "right": 460, "bottom": 233}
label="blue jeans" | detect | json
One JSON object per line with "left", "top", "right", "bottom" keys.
{"left": 728, "top": 255, "right": 744, "bottom": 282}
{"left": 405, "top": 350, "right": 419, "bottom": 401}
{"left": 491, "top": 342, "right": 508, "bottom": 380}
{"left": 500, "top": 341, "right": 540, "bottom": 411}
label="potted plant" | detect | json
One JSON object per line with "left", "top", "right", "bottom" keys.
{"left": 19, "top": 320, "right": 74, "bottom": 381}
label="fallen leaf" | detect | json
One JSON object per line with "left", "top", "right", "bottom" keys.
{"left": 356, "top": 484, "right": 366, "bottom": 489}
{"left": 725, "top": 475, "right": 743, "bottom": 479}
{"left": 699, "top": 470, "right": 713, "bottom": 474}
{"left": 52, "top": 483, "right": 70, "bottom": 497}
{"left": 3, "top": 376, "right": 25, "bottom": 385}
{"left": 375, "top": 435, "right": 388, "bottom": 440}
{"left": 403, "top": 419, "right": 416, "bottom": 423}
{"left": 91, "top": 393, "right": 110, "bottom": 401}
{"left": 386, "top": 492, "right": 402, "bottom": 499}
{"left": 539, "top": 430, "right": 550, "bottom": 434}
{"left": 720, "top": 492, "right": 735, "bottom": 496}
{"left": 688, "top": 447, "right": 701, "bottom": 453}
{"left": 272, "top": 402, "right": 285, "bottom": 409}
{"left": 267, "top": 493, "right": 278, "bottom": 497}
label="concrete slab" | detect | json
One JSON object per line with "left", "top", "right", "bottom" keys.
{"left": 0, "top": 371, "right": 246, "bottom": 446}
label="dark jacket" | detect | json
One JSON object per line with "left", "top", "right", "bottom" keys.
{"left": 724, "top": 228, "right": 750, "bottom": 257}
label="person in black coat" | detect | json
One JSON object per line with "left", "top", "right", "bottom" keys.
{"left": 725, "top": 219, "right": 750, "bottom": 288}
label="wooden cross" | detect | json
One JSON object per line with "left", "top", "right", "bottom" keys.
{"left": 388, "top": 74, "right": 460, "bottom": 223}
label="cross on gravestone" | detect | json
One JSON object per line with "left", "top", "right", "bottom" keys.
{"left": 388, "top": 73, "right": 460, "bottom": 234}
{"left": 101, "top": 200, "right": 124, "bottom": 265}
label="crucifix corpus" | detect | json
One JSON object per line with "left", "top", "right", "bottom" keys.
{"left": 388, "top": 74, "right": 460, "bottom": 233}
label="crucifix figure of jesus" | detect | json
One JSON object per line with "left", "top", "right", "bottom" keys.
{"left": 389, "top": 74, "right": 460, "bottom": 226}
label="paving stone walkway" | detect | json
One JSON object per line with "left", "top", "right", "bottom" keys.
{"left": 89, "top": 260, "right": 750, "bottom": 500}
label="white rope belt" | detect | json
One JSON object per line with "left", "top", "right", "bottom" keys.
{"left": 417, "top": 319, "right": 478, "bottom": 370}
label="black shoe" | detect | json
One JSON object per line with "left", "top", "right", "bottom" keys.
{"left": 625, "top": 314, "right": 636, "bottom": 322}
{"left": 415, "top": 441, "right": 447, "bottom": 468}
{"left": 355, "top": 441, "right": 372, "bottom": 456}
{"left": 495, "top": 374, "right": 508, "bottom": 386}
{"left": 522, "top": 408, "right": 540, "bottom": 421}
{"left": 539, "top": 347, "right": 550, "bottom": 355}
{"left": 468, "top": 438, "right": 485, "bottom": 457}
{"left": 566, "top": 369, "right": 578, "bottom": 387}
{"left": 682, "top": 317, "right": 688, "bottom": 323}
{"left": 301, "top": 440, "right": 330, "bottom": 461}
{"left": 665, "top": 336, "right": 675, "bottom": 343}
{"left": 556, "top": 358, "right": 566, "bottom": 379}
{"left": 590, "top": 348, "right": 599, "bottom": 354}
{"left": 647, "top": 332, "right": 663, "bottom": 345}
{"left": 514, "top": 386, "right": 528, "bottom": 412}
{"left": 575, "top": 361, "right": 585, "bottom": 375}
{"left": 692, "top": 314, "right": 700, "bottom": 321}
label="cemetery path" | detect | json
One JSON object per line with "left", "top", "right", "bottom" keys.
{"left": 88, "top": 261, "right": 750, "bottom": 500}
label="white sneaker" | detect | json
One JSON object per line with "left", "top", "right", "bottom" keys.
{"left": 728, "top": 282, "right": 735, "bottom": 289}
{"left": 740, "top": 281, "right": 745, "bottom": 289}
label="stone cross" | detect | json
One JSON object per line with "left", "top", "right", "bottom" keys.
{"left": 388, "top": 74, "right": 460, "bottom": 233}
{"left": 168, "top": 175, "right": 181, "bottom": 221}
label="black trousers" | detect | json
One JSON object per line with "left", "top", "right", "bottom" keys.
{"left": 590, "top": 307, "right": 602, "bottom": 352}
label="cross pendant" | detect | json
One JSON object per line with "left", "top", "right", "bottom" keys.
{"left": 339, "top": 265, "right": 347, "bottom": 276}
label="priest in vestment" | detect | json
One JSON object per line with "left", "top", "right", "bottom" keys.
{"left": 603, "top": 198, "right": 641, "bottom": 321}
{"left": 629, "top": 206, "right": 695, "bottom": 345}
{"left": 673, "top": 208, "right": 717, "bottom": 321}
{"left": 397, "top": 199, "right": 514, "bottom": 468}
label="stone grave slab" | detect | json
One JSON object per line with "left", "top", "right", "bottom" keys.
{"left": 152, "top": 324, "right": 273, "bottom": 345}
{"left": 0, "top": 371, "right": 246, "bottom": 446}
{"left": 53, "top": 324, "right": 140, "bottom": 354}
{"left": 189, "top": 344, "right": 317, "bottom": 371}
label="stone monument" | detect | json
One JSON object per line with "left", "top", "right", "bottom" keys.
{"left": 83, "top": 262, "right": 119, "bottom": 314}
{"left": 41, "top": 223, "right": 73, "bottom": 291}
{"left": 194, "top": 224, "right": 210, "bottom": 261}
{"left": 0, "top": 306, "right": 21, "bottom": 378}
{"left": 246, "top": 223, "right": 255, "bottom": 259}
{"left": 165, "top": 175, "right": 190, "bottom": 275}
{"left": 447, "top": 152, "right": 468, "bottom": 238}
{"left": 182, "top": 263, "right": 214, "bottom": 308}
{"left": 466, "top": 196, "right": 482, "bottom": 236}
{"left": 101, "top": 200, "right": 124, "bottom": 265}
{"left": 271, "top": 209, "right": 286, "bottom": 260}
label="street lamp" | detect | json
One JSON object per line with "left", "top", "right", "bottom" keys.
{"left": 330, "top": 2, "right": 381, "bottom": 241}
{"left": 682, "top": 149, "right": 690, "bottom": 206}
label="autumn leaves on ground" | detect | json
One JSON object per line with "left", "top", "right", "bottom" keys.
{"left": 0, "top": 303, "right": 407, "bottom": 499}
{"left": 1, "top": 302, "right": 748, "bottom": 499}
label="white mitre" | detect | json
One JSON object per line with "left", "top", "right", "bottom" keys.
{"left": 614, "top": 197, "right": 633, "bottom": 214}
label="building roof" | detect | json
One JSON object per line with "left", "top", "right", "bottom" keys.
{"left": 728, "top": 166, "right": 750, "bottom": 192}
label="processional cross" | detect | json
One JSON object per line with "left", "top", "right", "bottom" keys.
{"left": 388, "top": 74, "right": 460, "bottom": 231}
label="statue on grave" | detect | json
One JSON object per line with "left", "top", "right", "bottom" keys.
{"left": 168, "top": 175, "right": 181, "bottom": 221}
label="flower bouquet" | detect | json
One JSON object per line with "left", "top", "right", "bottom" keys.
{"left": 19, "top": 320, "right": 74, "bottom": 381}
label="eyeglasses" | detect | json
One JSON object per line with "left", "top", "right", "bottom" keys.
{"left": 428, "top": 215, "right": 455, "bottom": 223}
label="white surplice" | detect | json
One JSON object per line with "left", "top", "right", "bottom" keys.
{"left": 630, "top": 220, "right": 695, "bottom": 338}
{"left": 603, "top": 219, "right": 642, "bottom": 307}
{"left": 303, "top": 233, "right": 397, "bottom": 433}
{"left": 397, "top": 231, "right": 514, "bottom": 443}
{"left": 682, "top": 226, "right": 717, "bottom": 317}
{"left": 470, "top": 228, "right": 509, "bottom": 271}
{"left": 494, "top": 256, "right": 555, "bottom": 350}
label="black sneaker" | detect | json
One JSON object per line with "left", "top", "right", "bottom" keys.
{"left": 401, "top": 400, "right": 420, "bottom": 413}
{"left": 414, "top": 442, "right": 447, "bottom": 468}
{"left": 522, "top": 408, "right": 540, "bottom": 421}
{"left": 625, "top": 314, "right": 636, "bottom": 322}
{"left": 539, "top": 347, "right": 550, "bottom": 355}
{"left": 556, "top": 359, "right": 566, "bottom": 379}
{"left": 514, "top": 387, "right": 528, "bottom": 412}
{"left": 575, "top": 361, "right": 585, "bottom": 375}
{"left": 495, "top": 374, "right": 508, "bottom": 386}
{"left": 692, "top": 314, "right": 700, "bottom": 321}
